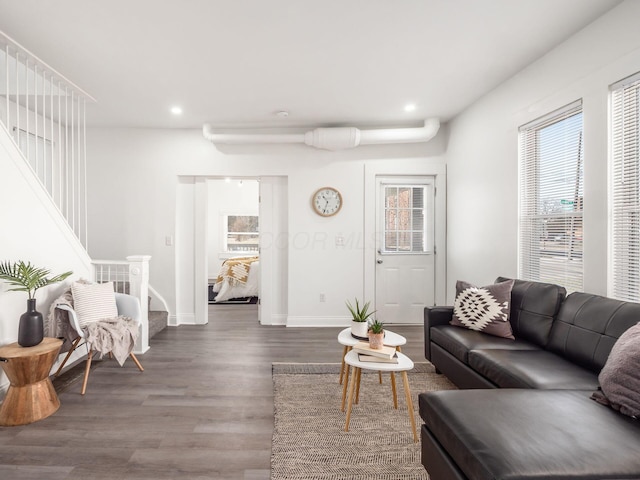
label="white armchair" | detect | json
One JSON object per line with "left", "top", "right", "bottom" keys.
{"left": 54, "top": 292, "right": 144, "bottom": 395}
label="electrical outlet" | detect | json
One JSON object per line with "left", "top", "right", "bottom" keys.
{"left": 319, "top": 293, "right": 326, "bottom": 302}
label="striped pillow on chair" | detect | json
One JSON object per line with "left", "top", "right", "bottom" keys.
{"left": 71, "top": 281, "right": 118, "bottom": 327}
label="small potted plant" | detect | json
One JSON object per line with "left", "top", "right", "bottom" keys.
{"left": 0, "top": 260, "right": 72, "bottom": 347}
{"left": 346, "top": 298, "right": 375, "bottom": 339}
{"left": 368, "top": 319, "right": 385, "bottom": 349}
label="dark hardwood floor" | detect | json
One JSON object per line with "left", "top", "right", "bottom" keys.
{"left": 0, "top": 305, "right": 426, "bottom": 480}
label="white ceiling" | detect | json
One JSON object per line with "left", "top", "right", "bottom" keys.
{"left": 0, "top": 0, "right": 623, "bottom": 129}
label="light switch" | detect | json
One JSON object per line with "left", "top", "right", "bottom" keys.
{"left": 165, "top": 235, "right": 174, "bottom": 246}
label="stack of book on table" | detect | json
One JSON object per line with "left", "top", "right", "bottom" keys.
{"left": 352, "top": 341, "right": 398, "bottom": 364}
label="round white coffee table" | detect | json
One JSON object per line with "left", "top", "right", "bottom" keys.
{"left": 343, "top": 349, "right": 418, "bottom": 442}
{"left": 337, "top": 327, "right": 406, "bottom": 410}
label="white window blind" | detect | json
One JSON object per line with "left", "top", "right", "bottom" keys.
{"left": 611, "top": 72, "right": 640, "bottom": 301}
{"left": 519, "top": 100, "right": 584, "bottom": 293}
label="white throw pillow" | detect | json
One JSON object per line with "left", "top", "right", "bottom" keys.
{"left": 71, "top": 281, "right": 118, "bottom": 326}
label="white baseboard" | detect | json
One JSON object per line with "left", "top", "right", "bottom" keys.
{"left": 133, "top": 345, "right": 150, "bottom": 355}
{"left": 286, "top": 316, "right": 351, "bottom": 327}
{"left": 262, "top": 314, "right": 287, "bottom": 326}
{"left": 174, "top": 313, "right": 198, "bottom": 325}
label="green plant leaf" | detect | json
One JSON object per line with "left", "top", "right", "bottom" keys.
{"left": 346, "top": 297, "right": 376, "bottom": 322}
{"left": 0, "top": 260, "right": 72, "bottom": 299}
{"left": 368, "top": 318, "right": 384, "bottom": 334}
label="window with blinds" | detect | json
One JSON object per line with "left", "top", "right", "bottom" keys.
{"left": 518, "top": 100, "right": 584, "bottom": 293}
{"left": 382, "top": 185, "right": 432, "bottom": 253}
{"left": 611, "top": 72, "right": 640, "bottom": 301}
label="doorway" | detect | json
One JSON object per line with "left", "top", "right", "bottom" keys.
{"left": 183, "top": 176, "right": 288, "bottom": 326}
{"left": 206, "top": 178, "right": 260, "bottom": 289}
{"left": 374, "top": 176, "right": 436, "bottom": 324}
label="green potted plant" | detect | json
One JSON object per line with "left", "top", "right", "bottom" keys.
{"left": 346, "top": 298, "right": 375, "bottom": 339}
{"left": 0, "top": 260, "right": 72, "bottom": 347}
{"left": 367, "top": 318, "right": 385, "bottom": 349}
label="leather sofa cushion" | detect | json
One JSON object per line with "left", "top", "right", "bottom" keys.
{"left": 496, "top": 277, "right": 566, "bottom": 347}
{"left": 431, "top": 325, "right": 538, "bottom": 364}
{"left": 548, "top": 292, "right": 640, "bottom": 372}
{"left": 468, "top": 349, "right": 598, "bottom": 389}
{"left": 419, "top": 389, "right": 640, "bottom": 480}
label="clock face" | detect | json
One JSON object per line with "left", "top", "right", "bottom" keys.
{"left": 312, "top": 187, "right": 342, "bottom": 217}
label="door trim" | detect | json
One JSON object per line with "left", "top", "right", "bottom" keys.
{"left": 363, "top": 163, "right": 447, "bottom": 313}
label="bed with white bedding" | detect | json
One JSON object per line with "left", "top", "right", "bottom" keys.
{"left": 211, "top": 256, "right": 259, "bottom": 302}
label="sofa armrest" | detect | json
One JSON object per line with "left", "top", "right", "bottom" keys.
{"left": 424, "top": 306, "right": 453, "bottom": 361}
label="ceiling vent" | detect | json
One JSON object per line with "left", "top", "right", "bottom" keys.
{"left": 202, "top": 119, "right": 440, "bottom": 151}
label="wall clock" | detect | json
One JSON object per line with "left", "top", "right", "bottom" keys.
{"left": 312, "top": 187, "right": 342, "bottom": 217}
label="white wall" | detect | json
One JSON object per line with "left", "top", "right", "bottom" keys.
{"left": 258, "top": 176, "right": 288, "bottom": 325}
{"left": 86, "top": 128, "right": 446, "bottom": 325}
{"left": 445, "top": 0, "right": 640, "bottom": 301}
{"left": 0, "top": 124, "right": 92, "bottom": 394}
{"left": 0, "top": 125, "right": 91, "bottom": 341}
{"left": 206, "top": 178, "right": 259, "bottom": 278}
{"left": 174, "top": 177, "right": 197, "bottom": 325}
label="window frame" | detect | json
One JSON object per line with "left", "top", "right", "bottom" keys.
{"left": 222, "top": 214, "right": 259, "bottom": 254}
{"left": 518, "top": 100, "right": 584, "bottom": 293}
{"left": 609, "top": 72, "right": 640, "bottom": 301}
{"left": 379, "top": 180, "right": 435, "bottom": 255}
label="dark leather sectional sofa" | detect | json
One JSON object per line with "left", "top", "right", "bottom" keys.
{"left": 419, "top": 278, "right": 640, "bottom": 480}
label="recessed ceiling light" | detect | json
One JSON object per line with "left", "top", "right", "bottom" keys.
{"left": 404, "top": 104, "right": 417, "bottom": 112}
{"left": 275, "top": 110, "right": 289, "bottom": 118}
{"left": 170, "top": 106, "right": 183, "bottom": 115}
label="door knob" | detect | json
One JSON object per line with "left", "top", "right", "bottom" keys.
{"left": 376, "top": 259, "right": 383, "bottom": 264}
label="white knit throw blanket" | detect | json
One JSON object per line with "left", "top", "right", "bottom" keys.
{"left": 48, "top": 287, "right": 139, "bottom": 366}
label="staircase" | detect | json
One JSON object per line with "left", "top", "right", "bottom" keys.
{"left": 93, "top": 261, "right": 169, "bottom": 346}
{"left": 149, "top": 311, "right": 168, "bottom": 339}
{"left": 102, "top": 284, "right": 168, "bottom": 341}
{"left": 1, "top": 30, "right": 170, "bottom": 350}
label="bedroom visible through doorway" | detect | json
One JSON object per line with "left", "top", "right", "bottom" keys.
{"left": 207, "top": 178, "right": 260, "bottom": 305}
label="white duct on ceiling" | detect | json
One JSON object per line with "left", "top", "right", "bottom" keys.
{"left": 202, "top": 119, "right": 440, "bottom": 151}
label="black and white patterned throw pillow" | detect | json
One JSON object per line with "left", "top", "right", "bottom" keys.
{"left": 450, "top": 279, "right": 515, "bottom": 339}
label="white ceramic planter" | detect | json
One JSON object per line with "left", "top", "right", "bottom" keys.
{"left": 351, "top": 320, "right": 369, "bottom": 338}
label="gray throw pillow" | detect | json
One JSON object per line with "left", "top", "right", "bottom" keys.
{"left": 591, "top": 323, "right": 640, "bottom": 419}
{"left": 450, "top": 279, "right": 515, "bottom": 339}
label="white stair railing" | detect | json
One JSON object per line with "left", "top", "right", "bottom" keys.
{"left": 0, "top": 30, "right": 95, "bottom": 249}
{"left": 92, "top": 256, "right": 152, "bottom": 354}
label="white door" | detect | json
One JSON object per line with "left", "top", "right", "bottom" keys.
{"left": 375, "top": 177, "right": 436, "bottom": 324}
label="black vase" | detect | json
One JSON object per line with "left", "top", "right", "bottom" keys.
{"left": 18, "top": 298, "right": 44, "bottom": 347}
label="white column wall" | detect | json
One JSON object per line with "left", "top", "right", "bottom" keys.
{"left": 86, "top": 128, "right": 446, "bottom": 325}
{"left": 258, "top": 176, "right": 288, "bottom": 325}
{"left": 445, "top": 0, "right": 640, "bottom": 301}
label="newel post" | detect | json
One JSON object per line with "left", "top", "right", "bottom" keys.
{"left": 127, "top": 255, "right": 151, "bottom": 354}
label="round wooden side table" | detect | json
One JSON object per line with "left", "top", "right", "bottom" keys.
{"left": 0, "top": 337, "right": 63, "bottom": 426}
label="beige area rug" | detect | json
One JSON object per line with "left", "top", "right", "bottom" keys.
{"left": 271, "top": 362, "right": 456, "bottom": 480}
